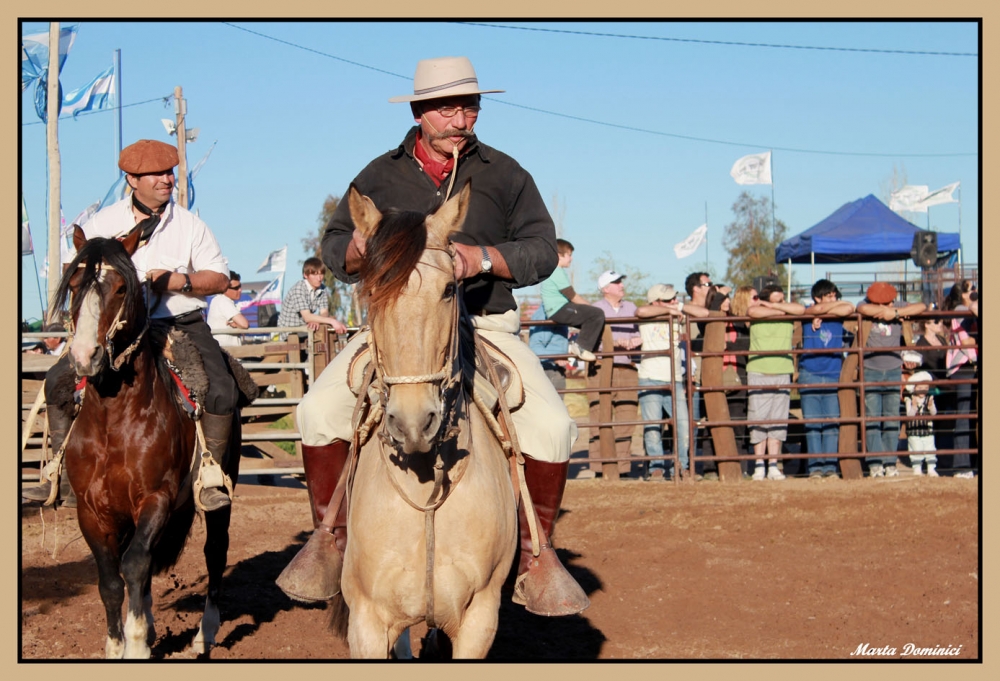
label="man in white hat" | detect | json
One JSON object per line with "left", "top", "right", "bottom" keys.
{"left": 293, "top": 57, "right": 587, "bottom": 616}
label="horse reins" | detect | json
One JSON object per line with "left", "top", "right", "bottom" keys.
{"left": 67, "top": 261, "right": 148, "bottom": 373}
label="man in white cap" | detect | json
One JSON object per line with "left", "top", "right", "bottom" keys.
{"left": 23, "top": 139, "right": 239, "bottom": 513}
{"left": 293, "top": 57, "right": 587, "bottom": 616}
{"left": 586, "top": 270, "right": 641, "bottom": 477}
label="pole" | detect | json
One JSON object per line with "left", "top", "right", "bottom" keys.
{"left": 957, "top": 185, "right": 963, "bottom": 271}
{"left": 46, "top": 22, "right": 62, "bottom": 319}
{"left": 114, "top": 48, "right": 122, "bottom": 173}
{"left": 704, "top": 201, "right": 709, "bottom": 275}
{"left": 174, "top": 86, "right": 189, "bottom": 208}
{"left": 770, "top": 149, "right": 776, "bottom": 243}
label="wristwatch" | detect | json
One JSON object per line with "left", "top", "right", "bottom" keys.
{"left": 479, "top": 246, "right": 492, "bottom": 274}
{"left": 181, "top": 274, "right": 193, "bottom": 293}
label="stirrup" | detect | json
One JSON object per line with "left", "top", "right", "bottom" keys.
{"left": 275, "top": 526, "right": 343, "bottom": 602}
{"left": 512, "top": 545, "right": 590, "bottom": 616}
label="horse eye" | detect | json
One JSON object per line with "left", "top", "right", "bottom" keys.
{"left": 116, "top": 284, "right": 126, "bottom": 295}
{"left": 442, "top": 282, "right": 456, "bottom": 300}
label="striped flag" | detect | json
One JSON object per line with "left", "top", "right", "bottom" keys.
{"left": 61, "top": 64, "right": 115, "bottom": 118}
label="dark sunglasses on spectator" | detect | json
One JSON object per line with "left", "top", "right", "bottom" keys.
{"left": 228, "top": 284, "right": 242, "bottom": 290}
{"left": 658, "top": 298, "right": 677, "bottom": 303}
{"left": 699, "top": 282, "right": 713, "bottom": 287}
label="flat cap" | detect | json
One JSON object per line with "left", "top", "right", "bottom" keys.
{"left": 118, "top": 139, "right": 179, "bottom": 175}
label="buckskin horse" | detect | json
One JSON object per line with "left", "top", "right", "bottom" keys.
{"left": 52, "top": 226, "right": 241, "bottom": 658}
{"left": 332, "top": 183, "right": 518, "bottom": 658}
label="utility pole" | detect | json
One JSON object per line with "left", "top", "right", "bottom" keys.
{"left": 46, "top": 22, "right": 62, "bottom": 318}
{"left": 174, "top": 86, "right": 189, "bottom": 208}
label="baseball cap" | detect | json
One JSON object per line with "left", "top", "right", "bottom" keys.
{"left": 646, "top": 284, "right": 677, "bottom": 303}
{"left": 598, "top": 270, "right": 626, "bottom": 290}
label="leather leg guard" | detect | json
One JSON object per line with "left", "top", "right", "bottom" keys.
{"left": 199, "top": 412, "right": 234, "bottom": 512}
{"left": 22, "top": 406, "right": 75, "bottom": 507}
{"left": 275, "top": 441, "right": 350, "bottom": 603}
{"left": 513, "top": 456, "right": 590, "bottom": 616}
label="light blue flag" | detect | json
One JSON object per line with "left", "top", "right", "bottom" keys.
{"left": 100, "top": 174, "right": 129, "bottom": 209}
{"left": 61, "top": 64, "right": 115, "bottom": 118}
{"left": 21, "top": 25, "right": 78, "bottom": 91}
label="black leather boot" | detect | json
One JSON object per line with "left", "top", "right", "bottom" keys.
{"left": 513, "top": 456, "right": 590, "bottom": 616}
{"left": 199, "top": 412, "right": 233, "bottom": 512}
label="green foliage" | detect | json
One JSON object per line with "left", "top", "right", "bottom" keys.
{"left": 588, "top": 251, "right": 650, "bottom": 305}
{"left": 723, "top": 192, "right": 789, "bottom": 289}
{"left": 268, "top": 414, "right": 298, "bottom": 457}
{"left": 301, "top": 194, "right": 363, "bottom": 326}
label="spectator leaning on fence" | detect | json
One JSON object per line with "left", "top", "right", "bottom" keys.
{"left": 941, "top": 280, "right": 979, "bottom": 478}
{"left": 277, "top": 257, "right": 348, "bottom": 336}
{"left": 799, "top": 279, "right": 854, "bottom": 479}
{"left": 746, "top": 284, "right": 805, "bottom": 481}
{"left": 857, "top": 282, "right": 926, "bottom": 478}
{"left": 539, "top": 238, "right": 605, "bottom": 362}
{"left": 634, "top": 284, "right": 708, "bottom": 480}
{"left": 587, "top": 270, "right": 641, "bottom": 477}
{"left": 207, "top": 270, "right": 249, "bottom": 347}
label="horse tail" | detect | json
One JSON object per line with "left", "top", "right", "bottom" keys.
{"left": 328, "top": 593, "right": 350, "bottom": 640}
{"left": 150, "top": 501, "right": 196, "bottom": 574}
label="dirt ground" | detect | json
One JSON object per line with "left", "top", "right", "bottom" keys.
{"left": 20, "top": 467, "right": 979, "bottom": 661}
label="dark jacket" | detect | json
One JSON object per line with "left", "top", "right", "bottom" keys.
{"left": 321, "top": 127, "right": 558, "bottom": 315}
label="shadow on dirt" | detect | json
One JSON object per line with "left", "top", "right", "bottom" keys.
{"left": 154, "top": 530, "right": 324, "bottom": 657}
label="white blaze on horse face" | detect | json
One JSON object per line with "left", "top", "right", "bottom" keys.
{"left": 70, "top": 276, "right": 106, "bottom": 375}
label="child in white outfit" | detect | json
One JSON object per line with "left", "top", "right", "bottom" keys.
{"left": 905, "top": 371, "right": 938, "bottom": 477}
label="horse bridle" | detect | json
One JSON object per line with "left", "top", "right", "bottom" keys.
{"left": 67, "top": 261, "right": 148, "bottom": 373}
{"left": 367, "top": 246, "right": 464, "bottom": 442}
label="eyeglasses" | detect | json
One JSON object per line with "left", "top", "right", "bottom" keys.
{"left": 432, "top": 105, "right": 481, "bottom": 119}
{"left": 751, "top": 295, "right": 760, "bottom": 301}
{"left": 228, "top": 284, "right": 241, "bottom": 290}
{"left": 658, "top": 298, "right": 677, "bottom": 304}
{"left": 699, "top": 282, "right": 713, "bottom": 288}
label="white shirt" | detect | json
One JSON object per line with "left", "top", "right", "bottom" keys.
{"left": 83, "top": 197, "right": 228, "bottom": 319}
{"left": 207, "top": 294, "right": 243, "bottom": 347}
{"left": 638, "top": 313, "right": 685, "bottom": 383}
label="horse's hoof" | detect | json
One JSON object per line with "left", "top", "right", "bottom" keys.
{"left": 513, "top": 548, "right": 590, "bottom": 617}
{"left": 199, "top": 488, "right": 231, "bottom": 512}
{"left": 275, "top": 527, "right": 342, "bottom": 602}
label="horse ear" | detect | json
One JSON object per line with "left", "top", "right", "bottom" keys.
{"left": 72, "top": 225, "right": 88, "bottom": 253}
{"left": 120, "top": 226, "right": 142, "bottom": 256}
{"left": 426, "top": 179, "right": 471, "bottom": 243}
{"left": 348, "top": 184, "right": 382, "bottom": 239}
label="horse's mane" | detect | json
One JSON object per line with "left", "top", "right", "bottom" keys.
{"left": 54, "top": 236, "right": 146, "bottom": 328}
{"left": 358, "top": 210, "right": 428, "bottom": 317}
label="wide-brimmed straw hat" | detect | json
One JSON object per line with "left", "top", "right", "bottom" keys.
{"left": 389, "top": 56, "right": 504, "bottom": 103}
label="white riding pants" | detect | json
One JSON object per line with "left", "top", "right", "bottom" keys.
{"left": 296, "top": 309, "right": 578, "bottom": 463}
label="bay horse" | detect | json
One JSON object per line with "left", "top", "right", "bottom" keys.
{"left": 335, "top": 183, "right": 517, "bottom": 658}
{"left": 52, "top": 226, "right": 240, "bottom": 658}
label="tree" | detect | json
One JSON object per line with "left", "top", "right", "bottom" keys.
{"left": 301, "top": 194, "right": 363, "bottom": 326}
{"left": 588, "top": 251, "right": 650, "bottom": 305}
{"left": 722, "top": 192, "right": 789, "bottom": 289}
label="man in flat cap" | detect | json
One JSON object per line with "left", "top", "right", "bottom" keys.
{"left": 23, "top": 139, "right": 238, "bottom": 512}
{"left": 292, "top": 56, "right": 587, "bottom": 615}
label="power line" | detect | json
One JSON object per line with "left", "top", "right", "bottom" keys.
{"left": 455, "top": 22, "right": 978, "bottom": 58}
{"left": 21, "top": 95, "right": 173, "bottom": 127}
{"left": 219, "top": 22, "right": 975, "bottom": 158}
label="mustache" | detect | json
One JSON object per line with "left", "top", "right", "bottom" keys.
{"left": 429, "top": 128, "right": 473, "bottom": 141}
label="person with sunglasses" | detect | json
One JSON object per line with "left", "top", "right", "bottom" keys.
{"left": 295, "top": 56, "right": 586, "bottom": 615}
{"left": 208, "top": 270, "right": 249, "bottom": 347}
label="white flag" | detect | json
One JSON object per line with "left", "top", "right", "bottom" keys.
{"left": 914, "top": 182, "right": 960, "bottom": 211}
{"left": 730, "top": 151, "right": 772, "bottom": 185}
{"left": 889, "top": 185, "right": 929, "bottom": 212}
{"left": 674, "top": 224, "right": 708, "bottom": 259}
{"left": 257, "top": 246, "right": 287, "bottom": 273}
{"left": 253, "top": 273, "right": 284, "bottom": 306}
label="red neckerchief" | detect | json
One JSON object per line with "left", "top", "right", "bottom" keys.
{"left": 413, "top": 131, "right": 455, "bottom": 187}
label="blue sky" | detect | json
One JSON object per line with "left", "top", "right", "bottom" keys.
{"left": 19, "top": 20, "right": 979, "bottom": 321}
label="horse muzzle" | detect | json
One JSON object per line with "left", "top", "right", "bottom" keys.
{"left": 70, "top": 343, "right": 105, "bottom": 377}
{"left": 384, "top": 390, "right": 444, "bottom": 455}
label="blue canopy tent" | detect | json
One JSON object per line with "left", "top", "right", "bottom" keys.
{"left": 776, "top": 194, "right": 961, "bottom": 268}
